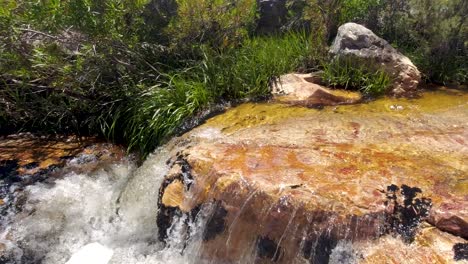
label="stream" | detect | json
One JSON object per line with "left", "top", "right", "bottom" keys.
{"left": 0, "top": 88, "right": 467, "bottom": 264}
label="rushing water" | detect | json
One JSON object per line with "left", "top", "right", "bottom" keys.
{"left": 0, "top": 143, "right": 211, "bottom": 264}
{"left": 1, "top": 89, "right": 467, "bottom": 263}
{"left": 0, "top": 141, "right": 434, "bottom": 264}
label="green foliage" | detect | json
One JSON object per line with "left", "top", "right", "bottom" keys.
{"left": 199, "top": 32, "right": 312, "bottom": 100}
{"left": 106, "top": 32, "right": 312, "bottom": 155}
{"left": 322, "top": 58, "right": 390, "bottom": 96}
{"left": 1, "top": 0, "right": 168, "bottom": 43}
{"left": 399, "top": 0, "right": 467, "bottom": 84}
{"left": 334, "top": 0, "right": 467, "bottom": 84}
{"left": 1, "top": 0, "right": 466, "bottom": 156}
{"left": 339, "top": 0, "right": 382, "bottom": 27}
{"left": 167, "top": 0, "right": 257, "bottom": 49}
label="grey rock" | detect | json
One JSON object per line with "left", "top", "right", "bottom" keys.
{"left": 330, "top": 23, "right": 421, "bottom": 96}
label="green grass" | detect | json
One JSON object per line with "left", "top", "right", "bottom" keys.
{"left": 103, "top": 32, "right": 313, "bottom": 155}
{"left": 321, "top": 58, "right": 391, "bottom": 96}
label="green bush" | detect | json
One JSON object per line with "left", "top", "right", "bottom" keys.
{"left": 167, "top": 0, "right": 257, "bottom": 49}
{"left": 2, "top": 0, "right": 313, "bottom": 156}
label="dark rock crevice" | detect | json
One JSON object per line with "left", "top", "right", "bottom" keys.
{"left": 383, "top": 184, "right": 432, "bottom": 243}
{"left": 302, "top": 233, "right": 339, "bottom": 264}
{"left": 454, "top": 243, "right": 468, "bottom": 261}
{"left": 202, "top": 201, "right": 228, "bottom": 241}
{"left": 257, "top": 236, "right": 282, "bottom": 262}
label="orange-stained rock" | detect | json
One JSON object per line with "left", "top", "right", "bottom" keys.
{"left": 158, "top": 89, "right": 468, "bottom": 263}
{"left": 359, "top": 224, "right": 467, "bottom": 264}
{"left": 0, "top": 134, "right": 126, "bottom": 177}
{"left": 161, "top": 180, "right": 188, "bottom": 211}
{"left": 271, "top": 73, "right": 362, "bottom": 107}
{"left": 0, "top": 134, "right": 128, "bottom": 221}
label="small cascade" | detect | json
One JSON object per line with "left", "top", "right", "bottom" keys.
{"left": 0, "top": 141, "right": 196, "bottom": 264}
{"left": 1, "top": 89, "right": 467, "bottom": 263}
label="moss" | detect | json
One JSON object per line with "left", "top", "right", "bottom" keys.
{"left": 204, "top": 89, "right": 468, "bottom": 134}
{"left": 329, "top": 89, "right": 468, "bottom": 115}
{"left": 204, "top": 103, "right": 316, "bottom": 134}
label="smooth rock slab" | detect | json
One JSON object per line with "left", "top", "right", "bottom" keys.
{"left": 158, "top": 89, "right": 467, "bottom": 263}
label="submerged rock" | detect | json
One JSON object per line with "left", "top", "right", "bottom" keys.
{"left": 330, "top": 23, "right": 421, "bottom": 96}
{"left": 271, "top": 73, "right": 362, "bottom": 107}
{"left": 157, "top": 89, "right": 468, "bottom": 263}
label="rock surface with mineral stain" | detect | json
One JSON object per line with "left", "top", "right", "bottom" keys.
{"left": 158, "top": 88, "right": 467, "bottom": 263}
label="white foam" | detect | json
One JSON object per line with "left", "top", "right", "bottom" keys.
{"left": 66, "top": 242, "right": 114, "bottom": 264}
{"left": 3, "top": 143, "right": 210, "bottom": 264}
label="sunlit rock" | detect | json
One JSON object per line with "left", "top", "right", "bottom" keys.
{"left": 158, "top": 89, "right": 468, "bottom": 263}
{"left": 359, "top": 224, "right": 467, "bottom": 263}
{"left": 271, "top": 73, "right": 362, "bottom": 107}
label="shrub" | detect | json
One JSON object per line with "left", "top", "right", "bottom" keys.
{"left": 166, "top": 0, "right": 257, "bottom": 49}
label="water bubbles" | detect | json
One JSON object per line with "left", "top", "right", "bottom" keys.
{"left": 389, "top": 105, "right": 404, "bottom": 111}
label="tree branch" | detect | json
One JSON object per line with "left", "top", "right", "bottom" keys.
{"left": 17, "top": 28, "right": 59, "bottom": 40}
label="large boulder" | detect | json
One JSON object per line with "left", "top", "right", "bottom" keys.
{"left": 156, "top": 89, "right": 468, "bottom": 263}
{"left": 330, "top": 23, "right": 421, "bottom": 96}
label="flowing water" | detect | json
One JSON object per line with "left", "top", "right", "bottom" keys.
{"left": 0, "top": 88, "right": 467, "bottom": 263}
{"left": 0, "top": 142, "right": 211, "bottom": 264}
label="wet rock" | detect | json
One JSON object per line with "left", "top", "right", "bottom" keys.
{"left": 384, "top": 184, "right": 432, "bottom": 242}
{"left": 0, "top": 135, "right": 127, "bottom": 227}
{"left": 271, "top": 73, "right": 362, "bottom": 107}
{"left": 359, "top": 224, "right": 467, "bottom": 263}
{"left": 0, "top": 135, "right": 126, "bottom": 177}
{"left": 257, "top": 237, "right": 282, "bottom": 262}
{"left": 21, "top": 162, "right": 39, "bottom": 170}
{"left": 0, "top": 160, "right": 19, "bottom": 180}
{"left": 161, "top": 180, "right": 186, "bottom": 209}
{"left": 330, "top": 23, "right": 421, "bottom": 96}
{"left": 157, "top": 89, "right": 468, "bottom": 263}
{"left": 429, "top": 213, "right": 468, "bottom": 240}
{"left": 203, "top": 202, "right": 228, "bottom": 241}
{"left": 303, "top": 233, "right": 339, "bottom": 264}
